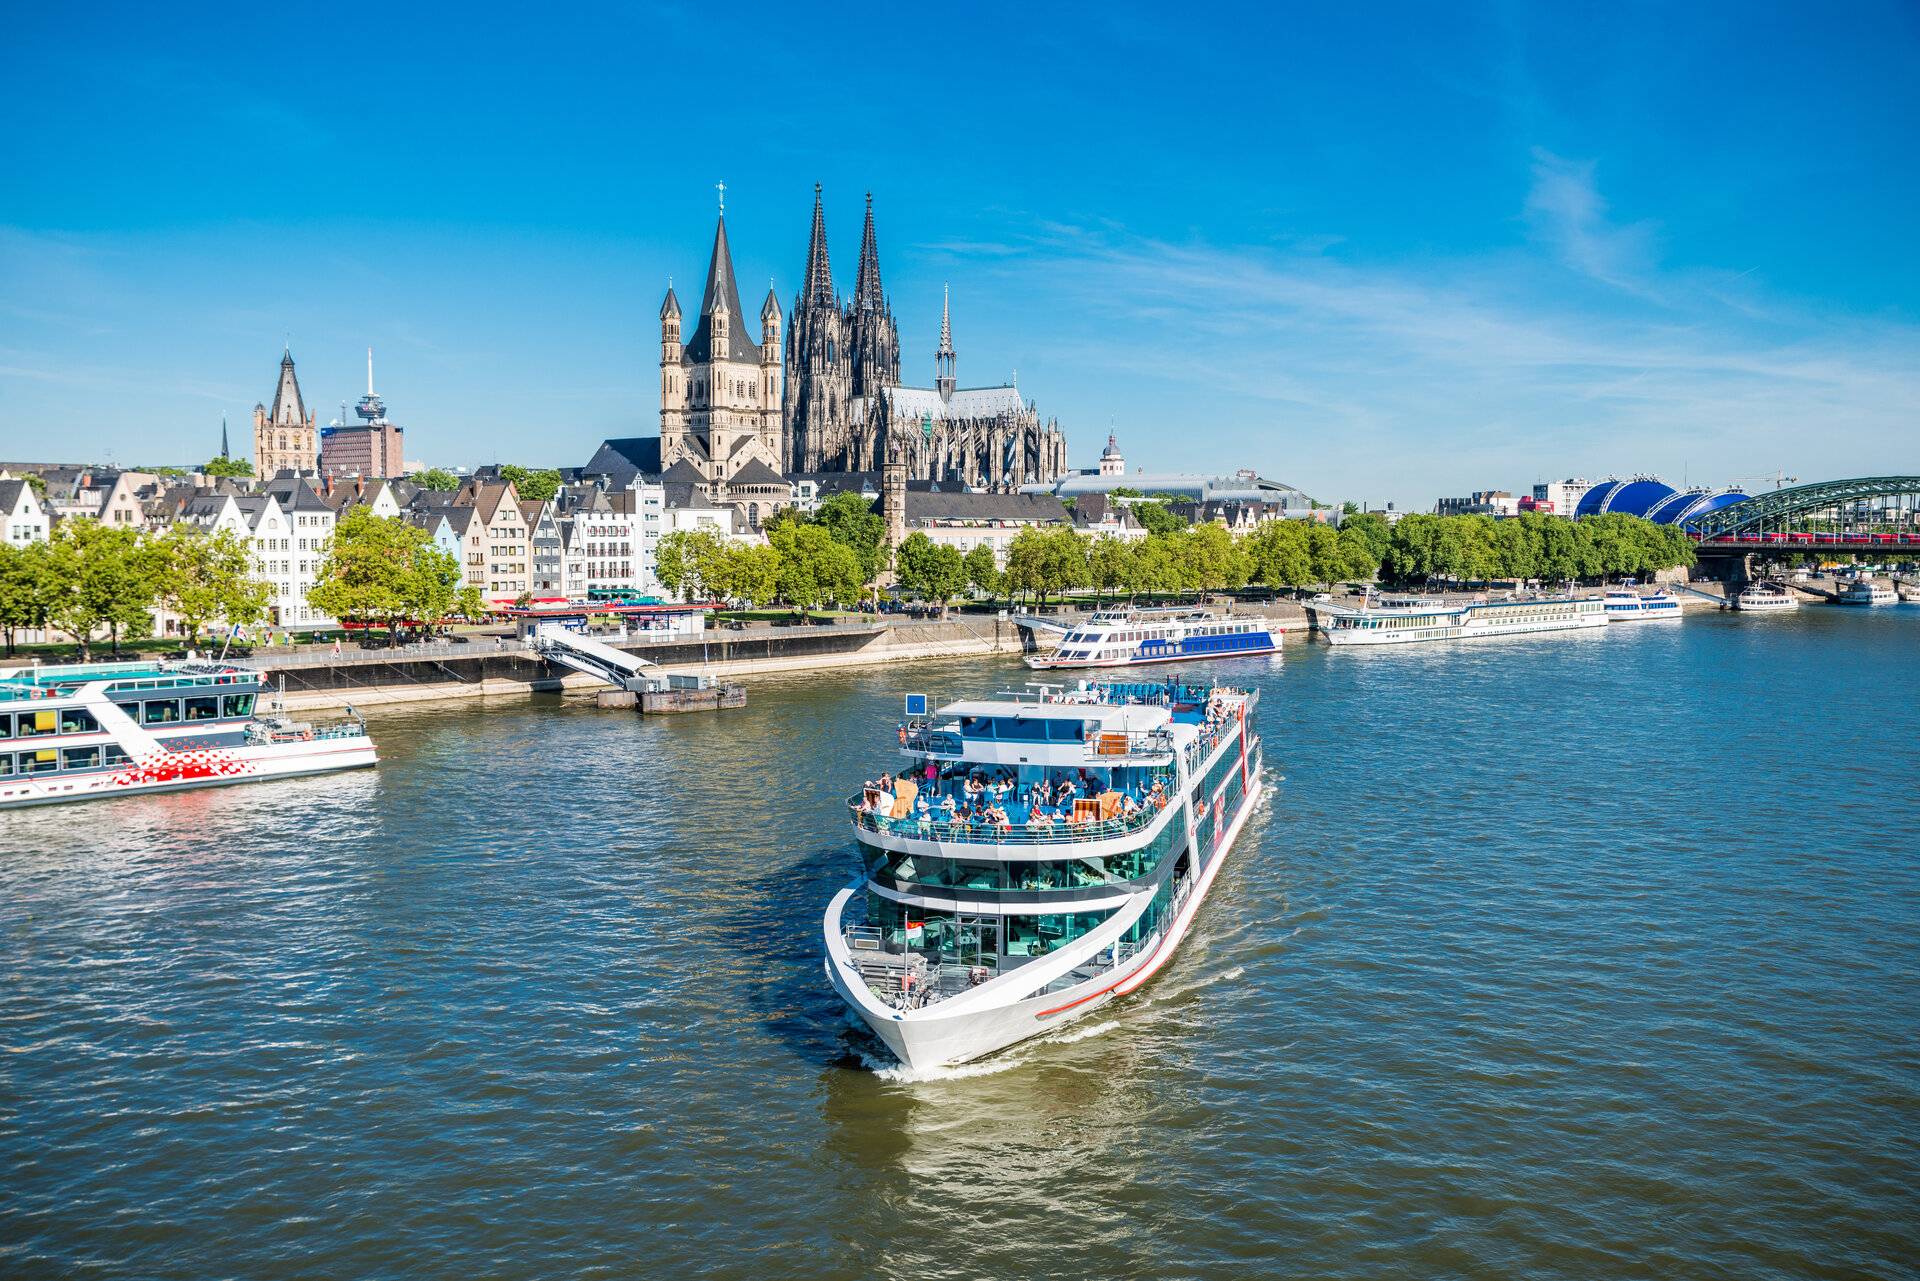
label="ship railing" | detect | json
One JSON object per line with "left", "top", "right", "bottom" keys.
{"left": 1035, "top": 937, "right": 1150, "bottom": 996}
{"left": 901, "top": 725, "right": 964, "bottom": 756}
{"left": 848, "top": 795, "right": 1170, "bottom": 846}
{"left": 1083, "top": 727, "right": 1178, "bottom": 761}
{"left": 13, "top": 659, "right": 156, "bottom": 682}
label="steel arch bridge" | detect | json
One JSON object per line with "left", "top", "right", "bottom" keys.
{"left": 1691, "top": 475, "right": 1920, "bottom": 540}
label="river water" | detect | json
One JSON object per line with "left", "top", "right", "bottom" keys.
{"left": 4, "top": 608, "right": 1917, "bottom": 1280}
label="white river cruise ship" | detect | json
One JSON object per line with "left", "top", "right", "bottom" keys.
{"left": 0, "top": 658, "right": 376, "bottom": 809}
{"left": 1316, "top": 594, "right": 1607, "bottom": 647}
{"left": 824, "top": 678, "right": 1264, "bottom": 1070}
{"left": 1027, "top": 607, "right": 1280, "bottom": 670}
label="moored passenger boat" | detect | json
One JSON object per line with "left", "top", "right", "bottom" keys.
{"left": 1027, "top": 607, "right": 1279, "bottom": 670}
{"left": 1602, "top": 588, "right": 1684, "bottom": 622}
{"left": 1316, "top": 593, "right": 1607, "bottom": 646}
{"left": 823, "top": 678, "right": 1264, "bottom": 1070}
{"left": 1836, "top": 579, "right": 1897, "bottom": 606}
{"left": 1732, "top": 582, "right": 1799, "bottom": 612}
{"left": 0, "top": 658, "right": 376, "bottom": 809}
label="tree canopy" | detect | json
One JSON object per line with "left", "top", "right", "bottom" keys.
{"left": 308, "top": 509, "right": 464, "bottom": 641}
{"left": 496, "top": 465, "right": 561, "bottom": 503}
{"left": 201, "top": 456, "right": 253, "bottom": 479}
{"left": 413, "top": 467, "right": 462, "bottom": 492}
{"left": 153, "top": 525, "right": 270, "bottom": 642}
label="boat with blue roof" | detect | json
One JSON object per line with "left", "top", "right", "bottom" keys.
{"left": 824, "top": 676, "right": 1264, "bottom": 1070}
{"left": 0, "top": 658, "right": 376, "bottom": 809}
{"left": 1027, "top": 606, "right": 1280, "bottom": 670}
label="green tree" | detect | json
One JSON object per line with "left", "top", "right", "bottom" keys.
{"left": 724, "top": 543, "right": 781, "bottom": 608}
{"left": 453, "top": 585, "right": 488, "bottom": 620}
{"left": 963, "top": 543, "right": 1002, "bottom": 601}
{"left": 1305, "top": 522, "right": 1346, "bottom": 588}
{"left": 813, "top": 491, "right": 888, "bottom": 584}
{"left": 1335, "top": 525, "right": 1379, "bottom": 583}
{"left": 770, "top": 521, "right": 861, "bottom": 616}
{"left": 1003, "top": 528, "right": 1050, "bottom": 604}
{"left": 44, "top": 521, "right": 160, "bottom": 659}
{"left": 1339, "top": 511, "right": 1392, "bottom": 564}
{"left": 309, "top": 509, "right": 461, "bottom": 644}
{"left": 1040, "top": 527, "right": 1092, "bottom": 601}
{"left": 1088, "top": 535, "right": 1133, "bottom": 603}
{"left": 201, "top": 456, "right": 254, "bottom": 479}
{"left": 1131, "top": 498, "right": 1187, "bottom": 536}
{"left": 1242, "top": 519, "right": 1312, "bottom": 591}
{"left": 895, "top": 533, "right": 965, "bottom": 613}
{"left": 154, "top": 525, "right": 270, "bottom": 643}
{"left": 893, "top": 532, "right": 940, "bottom": 598}
{"left": 0, "top": 540, "right": 61, "bottom": 655}
{"left": 654, "top": 530, "right": 693, "bottom": 599}
{"left": 497, "top": 465, "right": 561, "bottom": 503}
{"left": 1184, "top": 523, "right": 1243, "bottom": 594}
{"left": 413, "top": 467, "right": 462, "bottom": 492}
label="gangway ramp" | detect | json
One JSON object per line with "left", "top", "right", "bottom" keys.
{"left": 1010, "top": 612, "right": 1073, "bottom": 635}
{"left": 530, "top": 624, "right": 656, "bottom": 691}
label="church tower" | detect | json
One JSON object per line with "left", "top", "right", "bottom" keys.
{"left": 658, "top": 281, "right": 685, "bottom": 455}
{"left": 847, "top": 193, "right": 901, "bottom": 404}
{"left": 661, "top": 192, "right": 785, "bottom": 480}
{"left": 882, "top": 429, "right": 908, "bottom": 565}
{"left": 252, "top": 347, "right": 317, "bottom": 477}
{"left": 784, "top": 184, "right": 851, "bottom": 473}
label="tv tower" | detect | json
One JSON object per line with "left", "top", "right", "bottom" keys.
{"left": 354, "top": 347, "right": 387, "bottom": 423}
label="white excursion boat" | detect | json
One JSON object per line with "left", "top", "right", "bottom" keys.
{"left": 1027, "top": 606, "right": 1280, "bottom": 670}
{"left": 1602, "top": 589, "right": 1684, "bottom": 623}
{"left": 1732, "top": 583, "right": 1799, "bottom": 613}
{"left": 824, "top": 678, "right": 1263, "bottom": 1070}
{"left": 1836, "top": 579, "right": 1897, "bottom": 606}
{"left": 0, "top": 658, "right": 376, "bottom": 809}
{"left": 1315, "top": 593, "right": 1607, "bottom": 646}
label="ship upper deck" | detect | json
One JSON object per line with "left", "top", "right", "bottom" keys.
{"left": 901, "top": 680, "right": 1227, "bottom": 768}
{"left": 0, "top": 659, "right": 261, "bottom": 704}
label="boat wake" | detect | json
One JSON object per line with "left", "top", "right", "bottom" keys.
{"left": 857, "top": 1043, "right": 1032, "bottom": 1084}
{"left": 1143, "top": 964, "right": 1245, "bottom": 1008}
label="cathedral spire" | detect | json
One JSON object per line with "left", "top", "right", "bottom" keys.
{"left": 854, "top": 192, "right": 884, "bottom": 313}
{"left": 802, "top": 183, "right": 834, "bottom": 306}
{"left": 220, "top": 413, "right": 230, "bottom": 460}
{"left": 936, "top": 284, "right": 956, "bottom": 403}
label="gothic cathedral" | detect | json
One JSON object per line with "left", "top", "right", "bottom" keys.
{"left": 783, "top": 187, "right": 1067, "bottom": 490}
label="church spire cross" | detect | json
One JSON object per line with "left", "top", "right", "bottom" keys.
{"left": 716, "top": 180, "right": 726, "bottom": 214}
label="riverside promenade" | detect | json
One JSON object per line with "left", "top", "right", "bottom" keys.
{"left": 258, "top": 603, "right": 1309, "bottom": 712}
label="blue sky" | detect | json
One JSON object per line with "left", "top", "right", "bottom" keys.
{"left": 2, "top": 1, "right": 1915, "bottom": 504}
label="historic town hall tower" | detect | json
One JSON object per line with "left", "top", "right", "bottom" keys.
{"left": 253, "top": 347, "right": 318, "bottom": 477}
